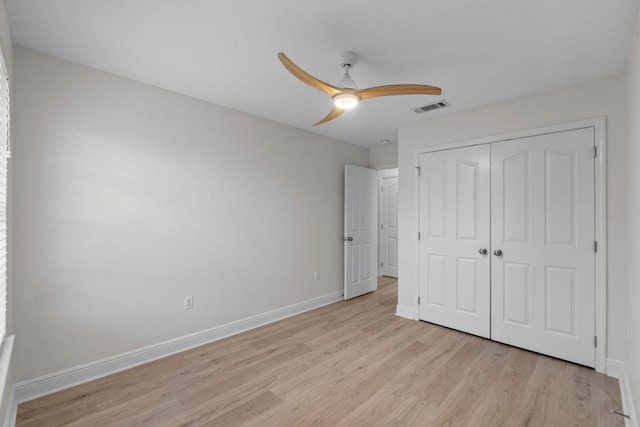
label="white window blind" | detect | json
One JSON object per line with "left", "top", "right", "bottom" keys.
{"left": 0, "top": 45, "right": 9, "bottom": 343}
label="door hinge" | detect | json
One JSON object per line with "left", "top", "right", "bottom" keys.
{"left": 594, "top": 241, "right": 598, "bottom": 253}
{"left": 416, "top": 166, "right": 421, "bottom": 176}
{"left": 418, "top": 296, "right": 421, "bottom": 305}
{"left": 594, "top": 336, "right": 598, "bottom": 347}
{"left": 418, "top": 232, "right": 421, "bottom": 240}
{"left": 381, "top": 186, "right": 384, "bottom": 192}
{"left": 381, "top": 224, "right": 384, "bottom": 230}
{"left": 381, "top": 261, "right": 384, "bottom": 267}
{"left": 593, "top": 146, "right": 597, "bottom": 158}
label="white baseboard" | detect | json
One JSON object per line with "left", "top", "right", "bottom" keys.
{"left": 395, "top": 304, "right": 417, "bottom": 320}
{"left": 606, "top": 359, "right": 638, "bottom": 427}
{"left": 11, "top": 290, "right": 343, "bottom": 408}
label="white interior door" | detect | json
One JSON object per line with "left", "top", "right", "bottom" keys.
{"left": 490, "top": 128, "right": 595, "bottom": 367}
{"left": 418, "top": 145, "right": 491, "bottom": 338}
{"left": 379, "top": 170, "right": 398, "bottom": 278}
{"left": 344, "top": 165, "right": 378, "bottom": 300}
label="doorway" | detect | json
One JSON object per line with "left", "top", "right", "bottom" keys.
{"left": 343, "top": 164, "right": 399, "bottom": 300}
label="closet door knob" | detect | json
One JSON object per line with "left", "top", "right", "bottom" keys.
{"left": 493, "top": 249, "right": 503, "bottom": 256}
{"left": 479, "top": 248, "right": 487, "bottom": 255}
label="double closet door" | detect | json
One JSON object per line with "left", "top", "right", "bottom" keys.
{"left": 418, "top": 127, "right": 596, "bottom": 367}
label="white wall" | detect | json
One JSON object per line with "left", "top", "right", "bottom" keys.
{"left": 369, "top": 143, "right": 398, "bottom": 169}
{"left": 626, "top": 4, "right": 640, "bottom": 417}
{"left": 11, "top": 47, "right": 369, "bottom": 383}
{"left": 398, "top": 75, "right": 628, "bottom": 362}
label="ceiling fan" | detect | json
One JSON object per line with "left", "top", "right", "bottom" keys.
{"left": 277, "top": 51, "right": 442, "bottom": 126}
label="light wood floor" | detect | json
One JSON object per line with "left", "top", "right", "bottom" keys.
{"left": 17, "top": 277, "right": 623, "bottom": 426}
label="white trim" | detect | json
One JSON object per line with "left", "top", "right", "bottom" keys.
{"left": 0, "top": 38, "right": 9, "bottom": 345}
{"left": 413, "top": 117, "right": 606, "bottom": 156}
{"left": 606, "top": 359, "right": 638, "bottom": 427}
{"left": 413, "top": 161, "right": 422, "bottom": 320}
{"left": 377, "top": 168, "right": 398, "bottom": 179}
{"left": 606, "top": 358, "right": 626, "bottom": 379}
{"left": 395, "top": 304, "right": 417, "bottom": 320}
{"left": 0, "top": 336, "right": 14, "bottom": 427}
{"left": 4, "top": 387, "right": 14, "bottom": 427}
{"left": 414, "top": 117, "right": 607, "bottom": 372}
{"left": 593, "top": 117, "right": 607, "bottom": 373}
{"left": 10, "top": 290, "right": 343, "bottom": 406}
{"left": 373, "top": 163, "right": 398, "bottom": 171}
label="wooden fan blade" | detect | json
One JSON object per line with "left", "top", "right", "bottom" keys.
{"left": 357, "top": 84, "right": 442, "bottom": 100}
{"left": 278, "top": 53, "right": 342, "bottom": 98}
{"left": 313, "top": 105, "right": 344, "bottom": 126}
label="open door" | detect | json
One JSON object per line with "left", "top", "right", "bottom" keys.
{"left": 344, "top": 165, "right": 378, "bottom": 300}
{"left": 379, "top": 169, "right": 399, "bottom": 278}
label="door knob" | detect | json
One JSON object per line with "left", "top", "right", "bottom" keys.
{"left": 493, "top": 249, "right": 503, "bottom": 256}
{"left": 343, "top": 236, "right": 353, "bottom": 242}
{"left": 479, "top": 248, "right": 487, "bottom": 255}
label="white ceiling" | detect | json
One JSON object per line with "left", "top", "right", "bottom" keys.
{"left": 6, "top": 0, "right": 639, "bottom": 147}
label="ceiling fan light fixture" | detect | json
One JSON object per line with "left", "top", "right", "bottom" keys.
{"left": 334, "top": 93, "right": 359, "bottom": 109}
{"left": 277, "top": 52, "right": 442, "bottom": 125}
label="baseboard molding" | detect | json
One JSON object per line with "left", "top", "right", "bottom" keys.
{"left": 395, "top": 304, "right": 417, "bottom": 320}
{"left": 606, "top": 359, "right": 638, "bottom": 427}
{"left": 11, "top": 290, "right": 343, "bottom": 407}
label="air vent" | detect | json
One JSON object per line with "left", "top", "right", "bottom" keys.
{"left": 413, "top": 100, "right": 450, "bottom": 114}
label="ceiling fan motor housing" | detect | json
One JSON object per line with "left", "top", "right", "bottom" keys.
{"left": 340, "top": 51, "right": 359, "bottom": 69}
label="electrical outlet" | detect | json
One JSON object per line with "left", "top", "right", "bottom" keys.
{"left": 184, "top": 296, "right": 193, "bottom": 310}
{"left": 314, "top": 272, "right": 320, "bottom": 281}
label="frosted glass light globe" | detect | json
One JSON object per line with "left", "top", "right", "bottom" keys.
{"left": 334, "top": 93, "right": 359, "bottom": 109}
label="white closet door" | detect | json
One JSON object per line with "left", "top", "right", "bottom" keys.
{"left": 380, "top": 173, "right": 399, "bottom": 278}
{"left": 418, "top": 145, "right": 491, "bottom": 338}
{"left": 490, "top": 128, "right": 595, "bottom": 367}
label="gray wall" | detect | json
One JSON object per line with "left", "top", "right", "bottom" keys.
{"left": 369, "top": 143, "right": 398, "bottom": 169}
{"left": 626, "top": 5, "right": 640, "bottom": 418}
{"left": 397, "top": 75, "right": 628, "bottom": 363}
{"left": 12, "top": 47, "right": 369, "bottom": 382}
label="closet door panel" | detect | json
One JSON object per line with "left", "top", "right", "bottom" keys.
{"left": 490, "top": 128, "right": 595, "bottom": 367}
{"left": 418, "top": 146, "right": 491, "bottom": 338}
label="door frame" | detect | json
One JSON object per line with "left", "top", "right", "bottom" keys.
{"left": 414, "top": 117, "right": 607, "bottom": 373}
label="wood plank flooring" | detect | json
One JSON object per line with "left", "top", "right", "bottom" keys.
{"left": 16, "top": 277, "right": 623, "bottom": 426}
